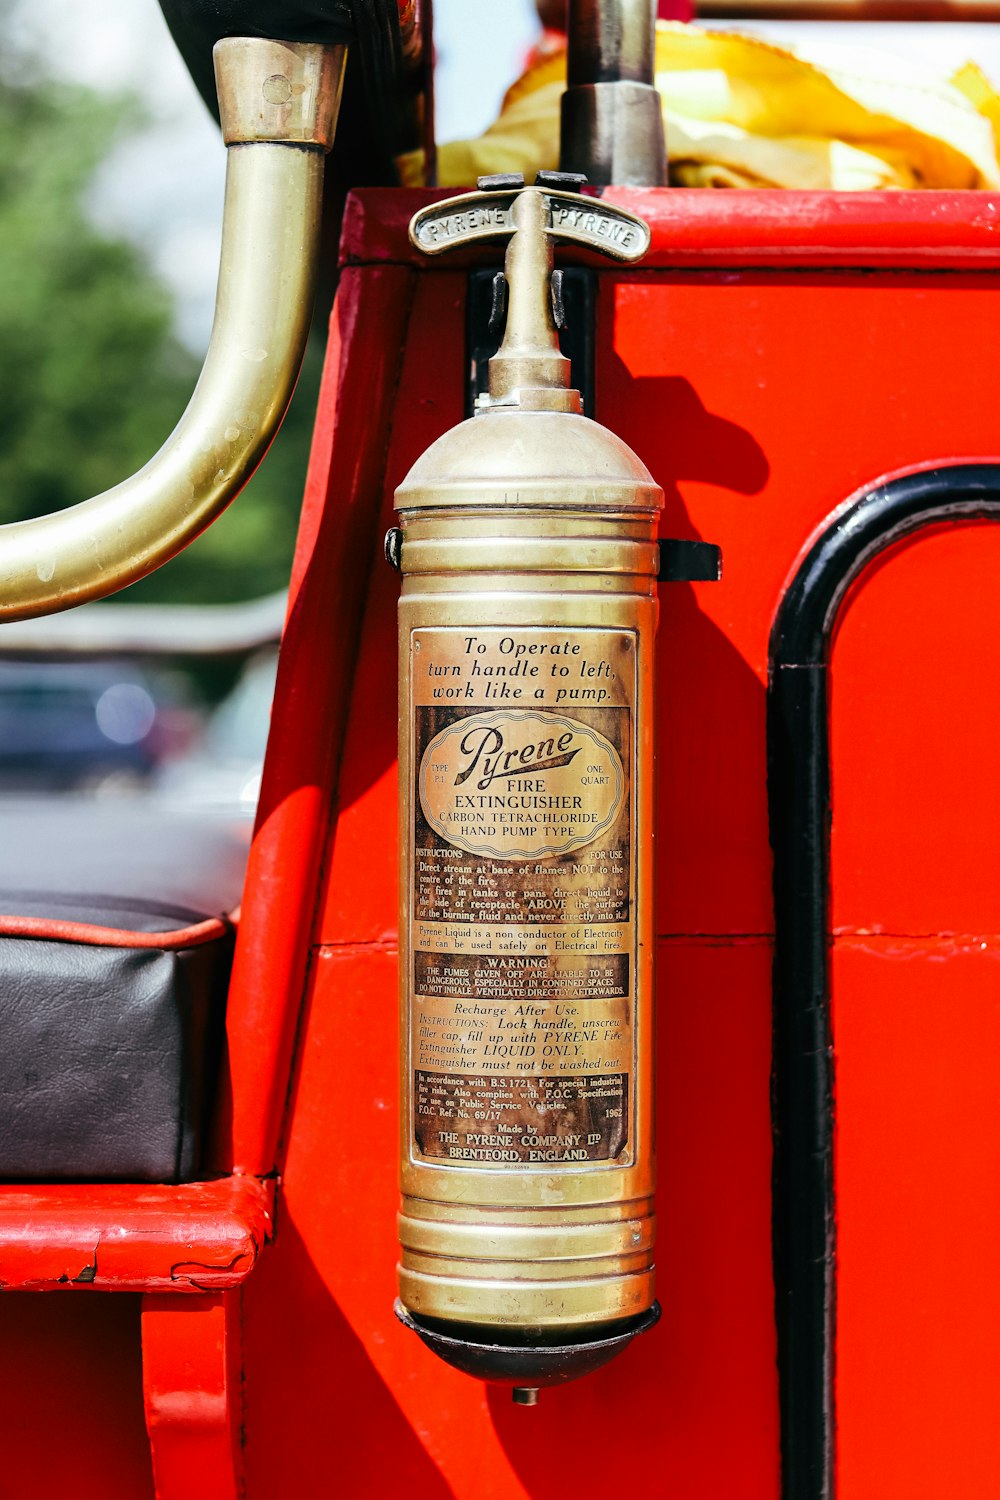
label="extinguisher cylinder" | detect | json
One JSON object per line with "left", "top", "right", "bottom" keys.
{"left": 394, "top": 405, "right": 663, "bottom": 1384}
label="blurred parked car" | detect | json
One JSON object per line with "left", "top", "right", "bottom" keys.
{"left": 154, "top": 649, "right": 278, "bottom": 815}
{"left": 0, "top": 659, "right": 188, "bottom": 793}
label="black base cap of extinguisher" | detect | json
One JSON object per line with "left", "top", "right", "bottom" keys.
{"left": 394, "top": 1299, "right": 660, "bottom": 1389}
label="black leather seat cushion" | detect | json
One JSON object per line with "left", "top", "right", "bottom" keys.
{"left": 0, "top": 800, "right": 249, "bottom": 1182}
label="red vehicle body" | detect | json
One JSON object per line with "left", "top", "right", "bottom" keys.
{"left": 4, "top": 180, "right": 1000, "bottom": 1498}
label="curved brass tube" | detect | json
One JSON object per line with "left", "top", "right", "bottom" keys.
{"left": 0, "top": 38, "right": 346, "bottom": 621}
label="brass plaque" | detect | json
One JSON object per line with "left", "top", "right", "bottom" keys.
{"left": 418, "top": 708, "right": 624, "bottom": 860}
{"left": 408, "top": 627, "right": 636, "bottom": 1168}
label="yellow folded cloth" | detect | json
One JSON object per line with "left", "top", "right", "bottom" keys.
{"left": 400, "top": 23, "right": 1000, "bottom": 190}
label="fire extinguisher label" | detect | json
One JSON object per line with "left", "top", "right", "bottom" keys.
{"left": 408, "top": 627, "right": 636, "bottom": 1167}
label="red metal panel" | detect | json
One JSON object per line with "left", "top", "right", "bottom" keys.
{"left": 0, "top": 1177, "right": 271, "bottom": 1292}
{"left": 0, "top": 1293, "right": 154, "bottom": 1498}
{"left": 832, "top": 523, "right": 1000, "bottom": 935}
{"left": 604, "top": 271, "right": 1000, "bottom": 936}
{"left": 831, "top": 525, "right": 1000, "bottom": 1497}
{"left": 832, "top": 939, "right": 1000, "bottom": 1499}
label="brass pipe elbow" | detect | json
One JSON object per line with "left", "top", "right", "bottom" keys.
{"left": 0, "top": 38, "right": 345, "bottom": 622}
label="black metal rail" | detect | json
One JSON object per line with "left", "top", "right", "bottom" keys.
{"left": 767, "top": 463, "right": 1000, "bottom": 1500}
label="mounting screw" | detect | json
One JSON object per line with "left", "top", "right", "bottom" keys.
{"left": 512, "top": 1387, "right": 540, "bottom": 1407}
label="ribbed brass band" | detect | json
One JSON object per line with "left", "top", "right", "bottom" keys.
{"left": 404, "top": 1251, "right": 653, "bottom": 1281}
{"left": 402, "top": 573, "right": 658, "bottom": 599}
{"left": 401, "top": 1195, "right": 655, "bottom": 1226}
{"left": 398, "top": 1266, "right": 656, "bottom": 1330}
{"left": 399, "top": 535, "right": 660, "bottom": 578}
{"left": 400, "top": 512, "right": 659, "bottom": 543}
{"left": 400, "top": 1209, "right": 655, "bottom": 1259}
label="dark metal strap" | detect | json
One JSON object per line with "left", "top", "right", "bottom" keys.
{"left": 658, "top": 539, "right": 722, "bottom": 582}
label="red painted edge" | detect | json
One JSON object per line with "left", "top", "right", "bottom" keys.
{"left": 0, "top": 912, "right": 235, "bottom": 950}
{"left": 0, "top": 1175, "right": 273, "bottom": 1293}
{"left": 341, "top": 187, "right": 1000, "bottom": 270}
{"left": 222, "top": 265, "right": 415, "bottom": 1176}
{"left": 143, "top": 1292, "right": 243, "bottom": 1500}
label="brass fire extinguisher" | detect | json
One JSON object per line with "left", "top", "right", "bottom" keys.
{"left": 390, "top": 176, "right": 663, "bottom": 1399}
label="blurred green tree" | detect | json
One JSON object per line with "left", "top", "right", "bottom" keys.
{"left": 0, "top": 49, "right": 317, "bottom": 605}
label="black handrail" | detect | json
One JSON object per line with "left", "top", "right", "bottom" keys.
{"left": 768, "top": 462, "right": 1000, "bottom": 1500}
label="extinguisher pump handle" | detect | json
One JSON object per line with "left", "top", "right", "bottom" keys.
{"left": 409, "top": 180, "right": 649, "bottom": 409}
{"left": 0, "top": 38, "right": 345, "bottom": 622}
{"left": 409, "top": 180, "right": 650, "bottom": 262}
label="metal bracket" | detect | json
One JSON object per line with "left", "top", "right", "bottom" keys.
{"left": 658, "top": 539, "right": 723, "bottom": 583}
{"left": 384, "top": 526, "right": 403, "bottom": 572}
